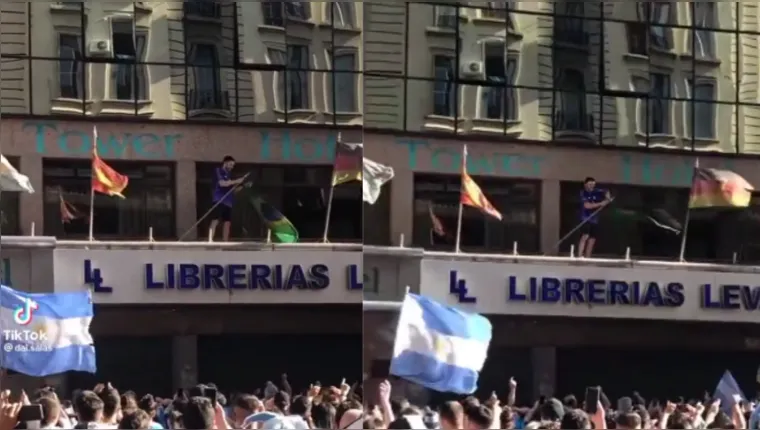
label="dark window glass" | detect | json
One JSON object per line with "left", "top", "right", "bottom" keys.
{"left": 42, "top": 159, "right": 175, "bottom": 239}
{"left": 58, "top": 34, "right": 84, "bottom": 99}
{"left": 1, "top": 157, "right": 22, "bottom": 235}
{"left": 413, "top": 174, "right": 540, "bottom": 254}
{"left": 195, "top": 164, "right": 361, "bottom": 242}
{"left": 433, "top": 56, "right": 455, "bottom": 117}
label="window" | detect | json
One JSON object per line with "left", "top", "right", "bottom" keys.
{"left": 195, "top": 164, "right": 361, "bottom": 242}
{"left": 43, "top": 160, "right": 175, "bottom": 239}
{"left": 187, "top": 43, "right": 228, "bottom": 111}
{"left": 183, "top": 0, "right": 221, "bottom": 19}
{"left": 627, "top": 3, "right": 672, "bottom": 54}
{"left": 269, "top": 47, "right": 310, "bottom": 110}
{"left": 687, "top": 80, "right": 716, "bottom": 139}
{"left": 481, "top": 1, "right": 512, "bottom": 28}
{"left": 434, "top": 6, "right": 457, "bottom": 28}
{"left": 111, "top": 20, "right": 147, "bottom": 101}
{"left": 0, "top": 157, "right": 21, "bottom": 236}
{"left": 433, "top": 56, "right": 455, "bottom": 116}
{"left": 554, "top": 2, "right": 586, "bottom": 45}
{"left": 554, "top": 69, "right": 591, "bottom": 132}
{"left": 330, "top": 52, "right": 357, "bottom": 112}
{"left": 690, "top": 2, "right": 715, "bottom": 58}
{"left": 644, "top": 2, "right": 671, "bottom": 50}
{"left": 58, "top": 34, "right": 84, "bottom": 99}
{"left": 413, "top": 174, "right": 540, "bottom": 253}
{"left": 328, "top": 2, "right": 353, "bottom": 28}
{"left": 481, "top": 44, "right": 518, "bottom": 121}
{"left": 262, "top": 1, "right": 310, "bottom": 26}
{"left": 634, "top": 73, "right": 671, "bottom": 135}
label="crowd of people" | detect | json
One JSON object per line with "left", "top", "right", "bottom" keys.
{"left": 0, "top": 374, "right": 756, "bottom": 429}
{"left": 0, "top": 375, "right": 363, "bottom": 429}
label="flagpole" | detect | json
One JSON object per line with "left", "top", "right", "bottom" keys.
{"left": 321, "top": 133, "right": 342, "bottom": 243}
{"left": 454, "top": 145, "right": 467, "bottom": 253}
{"left": 678, "top": 158, "right": 699, "bottom": 262}
{"left": 88, "top": 127, "right": 97, "bottom": 241}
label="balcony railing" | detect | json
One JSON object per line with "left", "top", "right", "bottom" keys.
{"left": 189, "top": 89, "right": 230, "bottom": 111}
{"left": 554, "top": 110, "right": 594, "bottom": 133}
{"left": 184, "top": 1, "right": 221, "bottom": 19}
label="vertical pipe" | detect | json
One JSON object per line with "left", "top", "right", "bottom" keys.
{"left": 80, "top": 1, "right": 87, "bottom": 115}
{"left": 454, "top": 4, "right": 461, "bottom": 133}
{"left": 402, "top": 2, "right": 410, "bottom": 131}
{"left": 551, "top": 3, "right": 557, "bottom": 142}
{"left": 330, "top": 2, "right": 336, "bottom": 127}
{"left": 734, "top": 3, "right": 741, "bottom": 154}
{"left": 690, "top": 2, "right": 696, "bottom": 151}
{"left": 132, "top": 2, "right": 138, "bottom": 116}
{"left": 26, "top": 2, "right": 33, "bottom": 115}
{"left": 233, "top": 2, "right": 240, "bottom": 122}
{"left": 503, "top": 2, "right": 510, "bottom": 135}
{"left": 597, "top": 3, "right": 604, "bottom": 145}
{"left": 283, "top": 3, "right": 289, "bottom": 124}
{"left": 182, "top": 2, "right": 189, "bottom": 120}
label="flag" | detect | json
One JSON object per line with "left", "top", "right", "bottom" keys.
{"left": 461, "top": 147, "right": 502, "bottom": 220}
{"left": 92, "top": 152, "right": 129, "bottom": 198}
{"left": 363, "top": 157, "right": 394, "bottom": 204}
{"left": 610, "top": 208, "right": 682, "bottom": 234}
{"left": 332, "top": 141, "right": 363, "bottom": 186}
{"left": 0, "top": 155, "right": 34, "bottom": 193}
{"left": 0, "top": 284, "right": 96, "bottom": 377}
{"left": 60, "top": 193, "right": 85, "bottom": 224}
{"left": 249, "top": 195, "right": 299, "bottom": 243}
{"left": 429, "top": 203, "right": 445, "bottom": 237}
{"left": 390, "top": 293, "right": 492, "bottom": 394}
{"left": 689, "top": 167, "right": 753, "bottom": 209}
{"left": 713, "top": 370, "right": 745, "bottom": 413}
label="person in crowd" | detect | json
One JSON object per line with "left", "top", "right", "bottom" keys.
{"left": 209, "top": 155, "right": 247, "bottom": 242}
{"left": 462, "top": 404, "right": 492, "bottom": 430}
{"left": 230, "top": 393, "right": 261, "bottom": 428}
{"left": 121, "top": 393, "right": 139, "bottom": 415}
{"left": 118, "top": 410, "right": 152, "bottom": 429}
{"left": 73, "top": 390, "right": 106, "bottom": 429}
{"left": 578, "top": 176, "right": 612, "bottom": 258}
{"left": 95, "top": 383, "right": 122, "bottom": 428}
{"left": 138, "top": 394, "right": 164, "bottom": 429}
{"left": 438, "top": 401, "right": 463, "bottom": 430}
{"left": 38, "top": 395, "right": 62, "bottom": 429}
{"left": 310, "top": 402, "right": 336, "bottom": 428}
{"left": 181, "top": 397, "right": 215, "bottom": 430}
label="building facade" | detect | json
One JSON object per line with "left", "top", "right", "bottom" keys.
{"left": 361, "top": 2, "right": 760, "bottom": 402}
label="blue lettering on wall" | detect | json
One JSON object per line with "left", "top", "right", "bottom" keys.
{"left": 619, "top": 155, "right": 736, "bottom": 187}
{"left": 700, "top": 284, "right": 760, "bottom": 310}
{"left": 25, "top": 121, "right": 180, "bottom": 159}
{"left": 505, "top": 276, "right": 686, "bottom": 307}
{"left": 397, "top": 138, "right": 545, "bottom": 177}
{"left": 259, "top": 130, "right": 337, "bottom": 163}
{"left": 142, "top": 263, "right": 363, "bottom": 291}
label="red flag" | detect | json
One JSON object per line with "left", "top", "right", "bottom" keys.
{"left": 92, "top": 148, "right": 129, "bottom": 198}
{"left": 460, "top": 147, "right": 502, "bottom": 220}
{"left": 429, "top": 203, "right": 446, "bottom": 237}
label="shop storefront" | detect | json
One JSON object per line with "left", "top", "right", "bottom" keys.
{"left": 3, "top": 237, "right": 362, "bottom": 395}
{"left": 364, "top": 247, "right": 760, "bottom": 403}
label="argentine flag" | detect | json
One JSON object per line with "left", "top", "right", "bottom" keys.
{"left": 0, "top": 285, "right": 96, "bottom": 376}
{"left": 390, "top": 293, "right": 492, "bottom": 394}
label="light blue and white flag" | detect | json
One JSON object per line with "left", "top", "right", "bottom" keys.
{"left": 0, "top": 285, "right": 96, "bottom": 376}
{"left": 714, "top": 369, "right": 746, "bottom": 413}
{"left": 390, "top": 293, "right": 492, "bottom": 394}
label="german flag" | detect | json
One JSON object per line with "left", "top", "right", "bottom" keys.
{"left": 92, "top": 149, "right": 128, "bottom": 198}
{"left": 332, "top": 140, "right": 363, "bottom": 186}
{"left": 460, "top": 147, "right": 502, "bottom": 220}
{"left": 688, "top": 167, "right": 753, "bottom": 209}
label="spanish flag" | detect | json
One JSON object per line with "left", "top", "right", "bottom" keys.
{"left": 688, "top": 167, "right": 753, "bottom": 209}
{"left": 91, "top": 129, "right": 128, "bottom": 198}
{"left": 332, "top": 139, "right": 363, "bottom": 186}
{"left": 460, "top": 146, "right": 502, "bottom": 220}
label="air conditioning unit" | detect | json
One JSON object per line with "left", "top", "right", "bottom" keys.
{"left": 460, "top": 60, "right": 484, "bottom": 78}
{"left": 88, "top": 40, "right": 112, "bottom": 56}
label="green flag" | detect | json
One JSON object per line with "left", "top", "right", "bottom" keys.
{"left": 249, "top": 195, "right": 299, "bottom": 243}
{"left": 609, "top": 207, "right": 682, "bottom": 234}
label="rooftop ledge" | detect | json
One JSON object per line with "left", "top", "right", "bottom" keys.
{"left": 2, "top": 237, "right": 755, "bottom": 275}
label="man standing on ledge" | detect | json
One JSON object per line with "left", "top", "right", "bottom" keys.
{"left": 209, "top": 155, "right": 247, "bottom": 241}
{"left": 578, "top": 176, "right": 611, "bottom": 258}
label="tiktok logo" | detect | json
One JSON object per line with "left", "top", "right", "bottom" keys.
{"left": 13, "top": 298, "right": 37, "bottom": 326}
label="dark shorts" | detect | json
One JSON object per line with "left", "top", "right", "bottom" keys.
{"left": 211, "top": 204, "right": 232, "bottom": 222}
{"left": 580, "top": 222, "right": 598, "bottom": 238}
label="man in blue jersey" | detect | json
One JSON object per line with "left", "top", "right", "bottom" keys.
{"left": 209, "top": 156, "right": 247, "bottom": 241}
{"left": 578, "top": 177, "right": 611, "bottom": 258}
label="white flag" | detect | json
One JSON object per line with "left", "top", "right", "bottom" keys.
{"left": 0, "top": 155, "right": 33, "bottom": 193}
{"left": 363, "top": 157, "right": 394, "bottom": 204}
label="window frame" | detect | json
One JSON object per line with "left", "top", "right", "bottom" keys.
{"left": 329, "top": 49, "right": 358, "bottom": 113}
{"left": 685, "top": 79, "right": 717, "bottom": 139}
{"left": 109, "top": 18, "right": 149, "bottom": 101}
{"left": 57, "top": 32, "right": 85, "bottom": 99}
{"left": 478, "top": 44, "right": 519, "bottom": 121}
{"left": 432, "top": 55, "right": 456, "bottom": 117}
